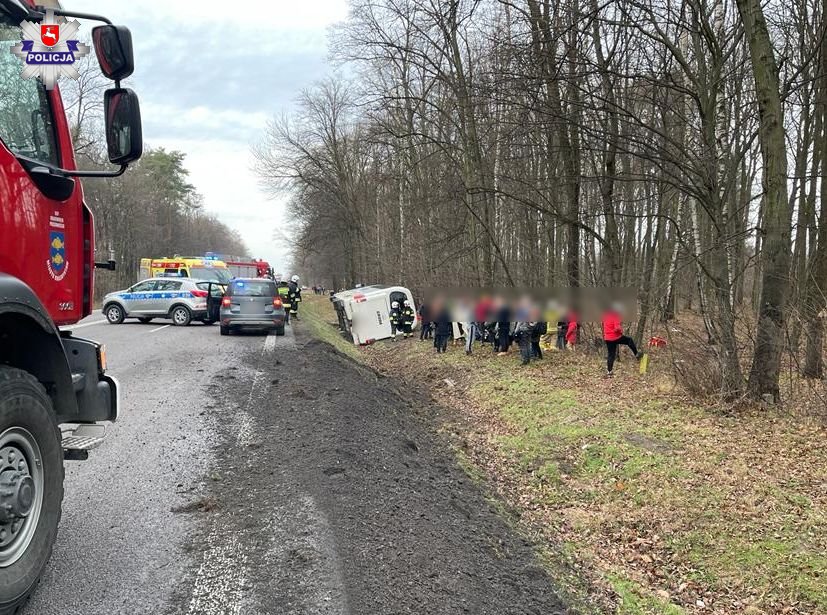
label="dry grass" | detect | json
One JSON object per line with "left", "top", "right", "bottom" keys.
{"left": 302, "top": 297, "right": 827, "bottom": 615}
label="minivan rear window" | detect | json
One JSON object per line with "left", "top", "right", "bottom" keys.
{"left": 228, "top": 280, "right": 276, "bottom": 297}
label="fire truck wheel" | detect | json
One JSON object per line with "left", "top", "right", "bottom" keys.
{"left": 170, "top": 306, "right": 192, "bottom": 327}
{"left": 0, "top": 368, "right": 63, "bottom": 615}
{"left": 104, "top": 304, "right": 125, "bottom": 325}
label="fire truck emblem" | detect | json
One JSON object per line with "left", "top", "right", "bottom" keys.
{"left": 9, "top": 9, "right": 89, "bottom": 90}
{"left": 47, "top": 231, "right": 69, "bottom": 282}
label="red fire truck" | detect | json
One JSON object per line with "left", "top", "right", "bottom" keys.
{"left": 0, "top": 1, "right": 142, "bottom": 611}
{"left": 225, "top": 258, "right": 272, "bottom": 279}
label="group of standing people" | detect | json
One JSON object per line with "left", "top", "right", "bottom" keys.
{"left": 409, "top": 297, "right": 643, "bottom": 376}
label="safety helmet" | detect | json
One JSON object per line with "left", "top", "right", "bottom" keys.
{"left": 403, "top": 300, "right": 410, "bottom": 306}
{"left": 291, "top": 275, "right": 299, "bottom": 283}
{"left": 391, "top": 301, "right": 399, "bottom": 308}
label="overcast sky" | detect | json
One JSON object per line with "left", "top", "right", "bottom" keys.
{"left": 69, "top": 0, "right": 350, "bottom": 274}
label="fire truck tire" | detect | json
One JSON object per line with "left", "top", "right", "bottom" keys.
{"left": 170, "top": 306, "right": 192, "bottom": 327}
{"left": 104, "top": 304, "right": 125, "bottom": 325}
{"left": 0, "top": 368, "right": 63, "bottom": 615}
{"left": 137, "top": 317, "right": 153, "bottom": 324}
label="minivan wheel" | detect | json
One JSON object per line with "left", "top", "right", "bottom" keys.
{"left": 220, "top": 325, "right": 230, "bottom": 336}
{"left": 104, "top": 304, "right": 124, "bottom": 325}
{"left": 275, "top": 325, "right": 285, "bottom": 336}
{"left": 171, "top": 306, "right": 192, "bottom": 327}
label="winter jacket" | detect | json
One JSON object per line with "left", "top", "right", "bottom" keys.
{"left": 389, "top": 308, "right": 401, "bottom": 325}
{"left": 434, "top": 312, "right": 453, "bottom": 336}
{"left": 513, "top": 322, "right": 534, "bottom": 340}
{"left": 602, "top": 311, "right": 623, "bottom": 342}
{"left": 565, "top": 318, "right": 578, "bottom": 345}
{"left": 277, "top": 283, "right": 292, "bottom": 308}
{"left": 287, "top": 281, "right": 301, "bottom": 305}
{"left": 400, "top": 306, "right": 415, "bottom": 325}
{"left": 532, "top": 322, "right": 548, "bottom": 340}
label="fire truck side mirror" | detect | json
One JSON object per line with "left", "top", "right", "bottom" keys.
{"left": 104, "top": 88, "right": 143, "bottom": 165}
{"left": 92, "top": 25, "right": 134, "bottom": 82}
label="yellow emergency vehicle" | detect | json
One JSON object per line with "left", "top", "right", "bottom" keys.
{"left": 139, "top": 256, "right": 233, "bottom": 284}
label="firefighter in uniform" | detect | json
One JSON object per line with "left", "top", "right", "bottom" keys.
{"left": 277, "top": 276, "right": 292, "bottom": 324}
{"left": 389, "top": 301, "right": 401, "bottom": 340}
{"left": 288, "top": 274, "right": 301, "bottom": 320}
{"left": 400, "top": 300, "right": 415, "bottom": 338}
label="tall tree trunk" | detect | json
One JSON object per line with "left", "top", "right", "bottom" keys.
{"left": 803, "top": 10, "right": 827, "bottom": 378}
{"left": 738, "top": 0, "right": 793, "bottom": 401}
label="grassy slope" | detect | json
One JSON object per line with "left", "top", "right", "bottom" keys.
{"left": 301, "top": 297, "right": 827, "bottom": 615}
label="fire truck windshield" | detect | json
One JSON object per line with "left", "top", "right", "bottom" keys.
{"left": 0, "top": 16, "right": 60, "bottom": 166}
{"left": 190, "top": 267, "right": 232, "bottom": 284}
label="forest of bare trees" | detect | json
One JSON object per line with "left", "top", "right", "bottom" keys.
{"left": 255, "top": 0, "right": 827, "bottom": 403}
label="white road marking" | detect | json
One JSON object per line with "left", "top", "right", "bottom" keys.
{"left": 149, "top": 325, "right": 170, "bottom": 333}
{"left": 263, "top": 334, "right": 276, "bottom": 353}
{"left": 61, "top": 319, "right": 107, "bottom": 331}
{"left": 185, "top": 528, "right": 248, "bottom": 615}
{"left": 237, "top": 368, "right": 258, "bottom": 448}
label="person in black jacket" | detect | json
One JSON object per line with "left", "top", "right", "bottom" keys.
{"left": 389, "top": 301, "right": 401, "bottom": 341}
{"left": 531, "top": 321, "right": 547, "bottom": 359}
{"left": 418, "top": 301, "right": 432, "bottom": 340}
{"left": 433, "top": 307, "right": 452, "bottom": 353}
{"left": 556, "top": 314, "right": 568, "bottom": 350}
{"left": 287, "top": 275, "right": 301, "bottom": 320}
{"left": 495, "top": 303, "right": 512, "bottom": 355}
{"left": 513, "top": 321, "right": 534, "bottom": 365}
{"left": 400, "top": 300, "right": 415, "bottom": 338}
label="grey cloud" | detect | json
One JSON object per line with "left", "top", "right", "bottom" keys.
{"left": 125, "top": 18, "right": 333, "bottom": 141}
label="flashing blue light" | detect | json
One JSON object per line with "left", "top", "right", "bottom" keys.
{"left": 235, "top": 281, "right": 245, "bottom": 287}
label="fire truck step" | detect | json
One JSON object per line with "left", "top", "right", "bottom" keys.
{"left": 62, "top": 425, "right": 106, "bottom": 460}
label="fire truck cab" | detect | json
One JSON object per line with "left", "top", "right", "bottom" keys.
{"left": 0, "top": 0, "right": 143, "bottom": 610}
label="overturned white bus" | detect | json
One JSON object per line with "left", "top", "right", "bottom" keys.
{"left": 332, "top": 285, "right": 417, "bottom": 345}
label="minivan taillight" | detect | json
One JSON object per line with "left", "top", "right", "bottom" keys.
{"left": 221, "top": 296, "right": 231, "bottom": 307}
{"left": 273, "top": 297, "right": 283, "bottom": 308}
{"left": 190, "top": 289, "right": 209, "bottom": 298}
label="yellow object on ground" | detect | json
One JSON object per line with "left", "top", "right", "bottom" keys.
{"left": 639, "top": 352, "right": 649, "bottom": 375}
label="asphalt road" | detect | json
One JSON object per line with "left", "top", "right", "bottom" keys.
{"left": 23, "top": 315, "right": 569, "bottom": 615}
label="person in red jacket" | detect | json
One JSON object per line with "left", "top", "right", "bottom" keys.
{"left": 565, "top": 311, "right": 578, "bottom": 348}
{"left": 602, "top": 304, "right": 642, "bottom": 377}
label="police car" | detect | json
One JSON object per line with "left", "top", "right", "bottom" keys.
{"left": 102, "top": 278, "right": 221, "bottom": 326}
